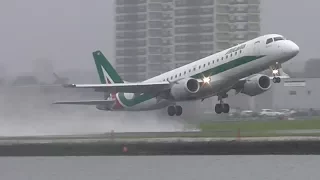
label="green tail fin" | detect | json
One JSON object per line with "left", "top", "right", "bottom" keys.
{"left": 92, "top": 50, "right": 124, "bottom": 84}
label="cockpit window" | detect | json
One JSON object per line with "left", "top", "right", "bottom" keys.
{"left": 274, "top": 36, "right": 285, "bottom": 41}
{"left": 266, "top": 38, "right": 273, "bottom": 44}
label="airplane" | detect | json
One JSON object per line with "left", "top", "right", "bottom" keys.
{"left": 53, "top": 34, "right": 299, "bottom": 116}
{"left": 52, "top": 72, "right": 69, "bottom": 84}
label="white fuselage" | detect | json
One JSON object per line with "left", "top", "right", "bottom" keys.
{"left": 113, "top": 34, "right": 299, "bottom": 111}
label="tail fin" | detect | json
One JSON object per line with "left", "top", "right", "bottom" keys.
{"left": 92, "top": 50, "right": 124, "bottom": 84}
{"left": 53, "top": 72, "right": 60, "bottom": 79}
{"left": 52, "top": 72, "right": 69, "bottom": 84}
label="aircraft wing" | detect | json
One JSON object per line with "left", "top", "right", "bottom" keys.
{"left": 53, "top": 99, "right": 115, "bottom": 105}
{"left": 239, "top": 75, "right": 290, "bottom": 82}
{"left": 233, "top": 74, "right": 291, "bottom": 94}
{"left": 62, "top": 81, "right": 171, "bottom": 94}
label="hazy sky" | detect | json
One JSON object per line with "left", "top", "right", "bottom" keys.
{"left": 0, "top": 0, "right": 318, "bottom": 76}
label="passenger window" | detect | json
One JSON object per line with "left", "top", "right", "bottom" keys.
{"left": 193, "top": 68, "right": 196, "bottom": 71}
{"left": 179, "top": 73, "right": 181, "bottom": 76}
{"left": 175, "top": 75, "right": 177, "bottom": 78}
{"left": 184, "top": 71, "right": 186, "bottom": 75}
{"left": 208, "top": 62, "right": 210, "bottom": 65}
{"left": 266, "top": 38, "right": 273, "bottom": 44}
{"left": 235, "top": 52, "right": 237, "bottom": 55}
{"left": 226, "top": 55, "right": 228, "bottom": 59}
{"left": 203, "top": 64, "right": 205, "bottom": 67}
{"left": 212, "top": 60, "right": 214, "bottom": 64}
{"left": 240, "top": 50, "right": 242, "bottom": 53}
{"left": 189, "top": 69, "right": 191, "bottom": 72}
{"left": 230, "top": 53, "right": 232, "bottom": 57}
{"left": 171, "top": 77, "right": 173, "bottom": 80}
{"left": 199, "top": 66, "right": 201, "bottom": 69}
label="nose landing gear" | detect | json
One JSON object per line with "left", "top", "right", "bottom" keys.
{"left": 273, "top": 77, "right": 281, "bottom": 83}
{"left": 270, "top": 62, "right": 282, "bottom": 84}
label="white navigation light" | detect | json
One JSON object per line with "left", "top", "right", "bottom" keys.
{"left": 272, "top": 69, "right": 279, "bottom": 75}
{"left": 203, "top": 77, "right": 211, "bottom": 84}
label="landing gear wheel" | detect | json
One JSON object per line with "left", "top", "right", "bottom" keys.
{"left": 273, "top": 77, "right": 281, "bottom": 83}
{"left": 216, "top": 94, "right": 230, "bottom": 114}
{"left": 175, "top": 106, "right": 183, "bottom": 116}
{"left": 223, "top": 104, "right": 230, "bottom": 113}
{"left": 215, "top": 104, "right": 222, "bottom": 114}
{"left": 215, "top": 104, "right": 230, "bottom": 114}
{"left": 167, "top": 106, "right": 176, "bottom": 116}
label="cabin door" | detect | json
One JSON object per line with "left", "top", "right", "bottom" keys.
{"left": 254, "top": 41, "right": 261, "bottom": 55}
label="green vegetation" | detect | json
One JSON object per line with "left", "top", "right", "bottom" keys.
{"left": 117, "top": 132, "right": 320, "bottom": 139}
{"left": 199, "top": 118, "right": 320, "bottom": 132}
{"left": 101, "top": 119, "right": 320, "bottom": 139}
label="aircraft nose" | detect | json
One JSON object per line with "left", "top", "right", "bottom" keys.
{"left": 291, "top": 41, "right": 300, "bottom": 56}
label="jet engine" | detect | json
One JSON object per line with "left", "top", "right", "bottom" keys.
{"left": 170, "top": 78, "right": 200, "bottom": 100}
{"left": 241, "top": 74, "right": 272, "bottom": 96}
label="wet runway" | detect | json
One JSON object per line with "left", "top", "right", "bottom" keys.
{"left": 1, "top": 86, "right": 320, "bottom": 156}
{"left": 1, "top": 131, "right": 320, "bottom": 144}
{"left": 0, "top": 132, "right": 320, "bottom": 156}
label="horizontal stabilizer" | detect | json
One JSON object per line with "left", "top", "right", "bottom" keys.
{"left": 52, "top": 100, "right": 115, "bottom": 105}
{"left": 62, "top": 81, "right": 171, "bottom": 93}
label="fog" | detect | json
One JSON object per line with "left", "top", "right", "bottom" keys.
{"left": 0, "top": 86, "right": 190, "bottom": 136}
{"left": 0, "top": 0, "right": 319, "bottom": 76}
{"left": 0, "top": 0, "right": 318, "bottom": 136}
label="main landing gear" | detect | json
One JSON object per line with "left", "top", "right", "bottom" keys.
{"left": 214, "top": 94, "right": 230, "bottom": 114}
{"left": 215, "top": 104, "right": 230, "bottom": 114}
{"left": 167, "top": 105, "right": 183, "bottom": 116}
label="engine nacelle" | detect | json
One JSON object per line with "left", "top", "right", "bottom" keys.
{"left": 241, "top": 74, "right": 272, "bottom": 96}
{"left": 170, "top": 78, "right": 200, "bottom": 100}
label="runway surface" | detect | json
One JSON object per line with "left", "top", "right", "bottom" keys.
{"left": 1, "top": 86, "right": 320, "bottom": 155}
{"left": 0, "top": 132, "right": 320, "bottom": 156}
{"left": 1, "top": 131, "right": 320, "bottom": 145}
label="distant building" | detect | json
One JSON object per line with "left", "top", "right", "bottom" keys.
{"left": 114, "top": 0, "right": 261, "bottom": 81}
{"left": 114, "top": 0, "right": 149, "bottom": 81}
{"left": 0, "top": 78, "right": 5, "bottom": 86}
{"left": 303, "top": 58, "right": 320, "bottom": 78}
{"left": 272, "top": 78, "right": 320, "bottom": 110}
{"left": 278, "top": 58, "right": 320, "bottom": 79}
{"left": 12, "top": 76, "right": 39, "bottom": 86}
{"left": 223, "top": 78, "right": 320, "bottom": 112}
